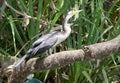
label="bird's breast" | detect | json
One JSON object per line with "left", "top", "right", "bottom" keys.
{"left": 53, "top": 32, "right": 71, "bottom": 46}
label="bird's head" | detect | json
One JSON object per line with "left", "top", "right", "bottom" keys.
{"left": 66, "top": 10, "right": 83, "bottom": 19}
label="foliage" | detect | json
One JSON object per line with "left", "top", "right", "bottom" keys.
{"left": 0, "top": 0, "right": 120, "bottom": 82}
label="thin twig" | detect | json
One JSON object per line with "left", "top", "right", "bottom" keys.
{"left": 4, "top": 0, "right": 36, "bottom": 19}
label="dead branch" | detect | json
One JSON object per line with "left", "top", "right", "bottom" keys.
{"left": 8, "top": 35, "right": 120, "bottom": 83}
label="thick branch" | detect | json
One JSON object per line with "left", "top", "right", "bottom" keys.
{"left": 8, "top": 35, "right": 120, "bottom": 83}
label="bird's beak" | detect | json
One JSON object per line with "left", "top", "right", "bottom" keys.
{"left": 73, "top": 10, "right": 83, "bottom": 15}
{"left": 72, "top": 10, "right": 83, "bottom": 21}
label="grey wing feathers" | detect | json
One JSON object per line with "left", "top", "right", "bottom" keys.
{"left": 15, "top": 31, "right": 59, "bottom": 67}
{"left": 32, "top": 31, "right": 58, "bottom": 48}
{"left": 29, "top": 32, "right": 58, "bottom": 57}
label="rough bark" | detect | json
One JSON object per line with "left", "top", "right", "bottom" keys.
{"left": 8, "top": 35, "right": 120, "bottom": 83}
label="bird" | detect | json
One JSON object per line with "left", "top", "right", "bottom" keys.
{"left": 15, "top": 10, "right": 82, "bottom": 67}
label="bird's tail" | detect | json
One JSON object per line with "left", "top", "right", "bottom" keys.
{"left": 15, "top": 54, "right": 27, "bottom": 67}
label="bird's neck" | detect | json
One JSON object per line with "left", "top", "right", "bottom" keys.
{"left": 62, "top": 15, "right": 71, "bottom": 32}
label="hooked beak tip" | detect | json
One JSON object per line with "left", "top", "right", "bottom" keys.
{"left": 72, "top": 10, "right": 83, "bottom": 15}
{"left": 75, "top": 10, "right": 83, "bottom": 13}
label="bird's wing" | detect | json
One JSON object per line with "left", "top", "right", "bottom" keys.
{"left": 15, "top": 32, "right": 58, "bottom": 67}
{"left": 32, "top": 31, "right": 58, "bottom": 48}
{"left": 29, "top": 32, "right": 59, "bottom": 58}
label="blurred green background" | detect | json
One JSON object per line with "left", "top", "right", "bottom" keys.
{"left": 0, "top": 0, "right": 120, "bottom": 83}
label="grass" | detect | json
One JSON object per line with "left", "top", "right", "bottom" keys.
{"left": 0, "top": 0, "right": 120, "bottom": 82}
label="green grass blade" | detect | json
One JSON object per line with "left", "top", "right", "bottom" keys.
{"left": 9, "top": 16, "right": 16, "bottom": 53}
{"left": 82, "top": 71, "right": 93, "bottom": 83}
{"left": 19, "top": 0, "right": 27, "bottom": 12}
{"left": 35, "top": 0, "right": 43, "bottom": 35}
{"left": 102, "top": 68, "right": 109, "bottom": 83}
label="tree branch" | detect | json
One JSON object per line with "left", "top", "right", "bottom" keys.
{"left": 8, "top": 35, "right": 120, "bottom": 83}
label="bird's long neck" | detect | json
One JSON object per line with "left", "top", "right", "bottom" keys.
{"left": 62, "top": 15, "right": 71, "bottom": 33}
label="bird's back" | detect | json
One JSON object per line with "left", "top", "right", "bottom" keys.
{"left": 27, "top": 31, "right": 59, "bottom": 58}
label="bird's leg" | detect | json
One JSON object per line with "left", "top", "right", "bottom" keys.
{"left": 92, "top": 59, "right": 101, "bottom": 68}
{"left": 45, "top": 50, "right": 49, "bottom": 56}
{"left": 49, "top": 48, "right": 53, "bottom": 55}
{"left": 45, "top": 48, "right": 53, "bottom": 56}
